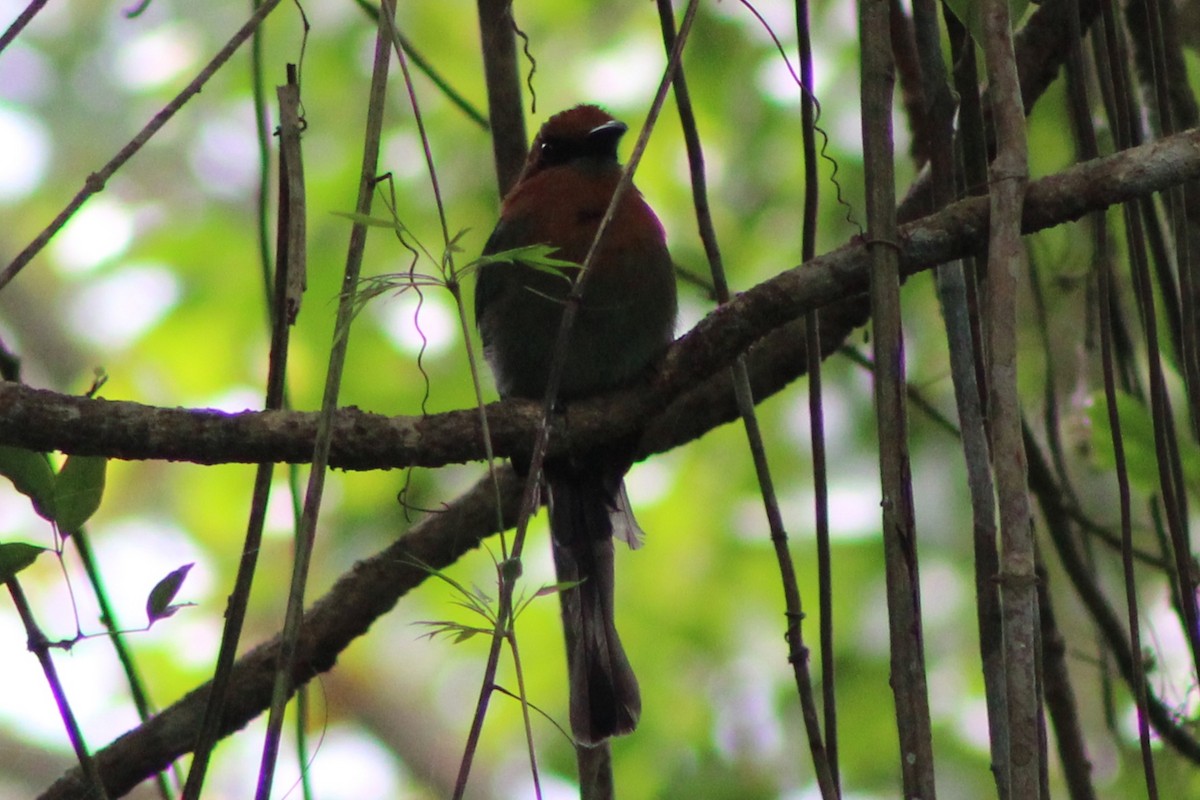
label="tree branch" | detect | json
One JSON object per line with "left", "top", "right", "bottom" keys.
{"left": 4, "top": 128, "right": 1200, "bottom": 470}
{"left": 40, "top": 467, "right": 525, "bottom": 800}
{"left": 32, "top": 126, "right": 1200, "bottom": 798}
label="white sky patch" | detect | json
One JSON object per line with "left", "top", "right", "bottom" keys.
{"left": 757, "top": 52, "right": 807, "bottom": 107}
{"left": 67, "top": 262, "right": 180, "bottom": 349}
{"left": 500, "top": 772, "right": 579, "bottom": 800}
{"left": 83, "top": 516, "right": 215, "bottom": 626}
{"left": 52, "top": 198, "right": 135, "bottom": 274}
{"left": 189, "top": 103, "right": 261, "bottom": 199}
{"left": 382, "top": 128, "right": 429, "bottom": 180}
{"left": 195, "top": 386, "right": 266, "bottom": 414}
{"left": 712, "top": 646, "right": 786, "bottom": 761}
{"left": 0, "top": 607, "right": 141, "bottom": 747}
{"left": 625, "top": 457, "right": 674, "bottom": 507}
{"left": 799, "top": 480, "right": 880, "bottom": 541}
{"left": 0, "top": 42, "right": 54, "bottom": 103}
{"left": 919, "top": 558, "right": 966, "bottom": 628}
{"left": 303, "top": 725, "right": 404, "bottom": 800}
{"left": 579, "top": 38, "right": 664, "bottom": 107}
{"left": 0, "top": 104, "right": 49, "bottom": 203}
{"left": 731, "top": 478, "right": 879, "bottom": 542}
{"left": 264, "top": 476, "right": 304, "bottom": 539}
{"left": 953, "top": 695, "right": 996, "bottom": 755}
{"left": 712, "top": 0, "right": 797, "bottom": 42}
{"left": 0, "top": 482, "right": 46, "bottom": 539}
{"left": 114, "top": 23, "right": 201, "bottom": 92}
{"left": 785, "top": 381, "right": 854, "bottom": 450}
{"left": 674, "top": 295, "right": 708, "bottom": 339}
{"left": 1144, "top": 592, "right": 1200, "bottom": 717}
{"left": 372, "top": 290, "right": 459, "bottom": 358}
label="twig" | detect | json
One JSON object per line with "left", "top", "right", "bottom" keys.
{"left": 0, "top": 0, "right": 51, "bottom": 56}
{"left": 1026, "top": 430, "right": 1200, "bottom": 762}
{"left": 72, "top": 527, "right": 174, "bottom": 798}
{"left": 790, "top": 0, "right": 839, "bottom": 789}
{"left": 252, "top": 2, "right": 394, "bottom": 794}
{"left": 182, "top": 67, "right": 306, "bottom": 800}
{"left": 8, "top": 578, "right": 109, "bottom": 799}
{"left": 352, "top": 0, "right": 490, "bottom": 131}
{"left": 0, "top": 0, "right": 287, "bottom": 293}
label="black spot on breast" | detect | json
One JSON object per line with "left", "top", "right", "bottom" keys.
{"left": 576, "top": 208, "right": 604, "bottom": 225}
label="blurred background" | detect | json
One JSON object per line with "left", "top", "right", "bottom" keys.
{"left": 1, "top": 0, "right": 1196, "bottom": 797}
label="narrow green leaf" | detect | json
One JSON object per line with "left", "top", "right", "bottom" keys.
{"left": 535, "top": 580, "right": 583, "bottom": 597}
{"left": 0, "top": 446, "right": 57, "bottom": 520}
{"left": 331, "top": 210, "right": 400, "bottom": 229}
{"left": 54, "top": 455, "right": 107, "bottom": 533}
{"left": 146, "top": 562, "right": 195, "bottom": 625}
{"left": 469, "top": 244, "right": 578, "bottom": 281}
{"left": 0, "top": 541, "right": 45, "bottom": 582}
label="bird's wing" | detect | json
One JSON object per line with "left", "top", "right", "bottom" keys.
{"left": 475, "top": 218, "right": 523, "bottom": 329}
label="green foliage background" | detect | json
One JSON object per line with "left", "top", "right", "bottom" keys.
{"left": 0, "top": 1, "right": 1195, "bottom": 798}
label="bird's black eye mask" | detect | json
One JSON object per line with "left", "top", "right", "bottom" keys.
{"left": 536, "top": 135, "right": 619, "bottom": 170}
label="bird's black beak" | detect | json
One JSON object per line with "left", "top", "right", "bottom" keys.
{"left": 586, "top": 120, "right": 628, "bottom": 157}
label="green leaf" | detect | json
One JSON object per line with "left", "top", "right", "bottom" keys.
{"left": 535, "top": 580, "right": 582, "bottom": 597}
{"left": 0, "top": 446, "right": 57, "bottom": 521}
{"left": 54, "top": 455, "right": 107, "bottom": 533}
{"left": 469, "top": 244, "right": 578, "bottom": 280}
{"left": 415, "top": 620, "right": 492, "bottom": 643}
{"left": 1087, "top": 391, "right": 1200, "bottom": 499}
{"left": 0, "top": 541, "right": 45, "bottom": 583}
{"left": 146, "top": 563, "right": 195, "bottom": 625}
{"left": 331, "top": 210, "right": 401, "bottom": 229}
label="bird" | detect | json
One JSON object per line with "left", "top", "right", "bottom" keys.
{"left": 475, "top": 104, "right": 677, "bottom": 746}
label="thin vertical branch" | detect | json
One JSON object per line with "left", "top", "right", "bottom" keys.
{"left": 379, "top": 2, "right": 513, "bottom": 558}
{"left": 792, "top": 0, "right": 838, "bottom": 789}
{"left": 253, "top": 5, "right": 394, "bottom": 796}
{"left": 1063, "top": 6, "right": 1155, "bottom": 788}
{"left": 662, "top": 1, "right": 836, "bottom": 794}
{"left": 980, "top": 0, "right": 1041, "bottom": 793}
{"left": 1026, "top": 432, "right": 1200, "bottom": 759}
{"left": 913, "top": 1, "right": 1007, "bottom": 795}
{"left": 859, "top": 0, "right": 936, "bottom": 795}
{"left": 183, "top": 68, "right": 305, "bottom": 800}
{"left": 477, "top": 0, "right": 527, "bottom": 196}
{"left": 250, "top": 0, "right": 275, "bottom": 308}
{"left": 1101, "top": 0, "right": 1200, "bottom": 689}
{"left": 1097, "top": 212, "right": 1159, "bottom": 797}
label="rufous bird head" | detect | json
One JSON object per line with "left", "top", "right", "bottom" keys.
{"left": 516, "top": 104, "right": 629, "bottom": 184}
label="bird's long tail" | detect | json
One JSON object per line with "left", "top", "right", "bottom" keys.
{"left": 548, "top": 469, "right": 641, "bottom": 746}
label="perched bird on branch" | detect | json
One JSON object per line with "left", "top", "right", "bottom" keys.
{"left": 475, "top": 104, "right": 677, "bottom": 745}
